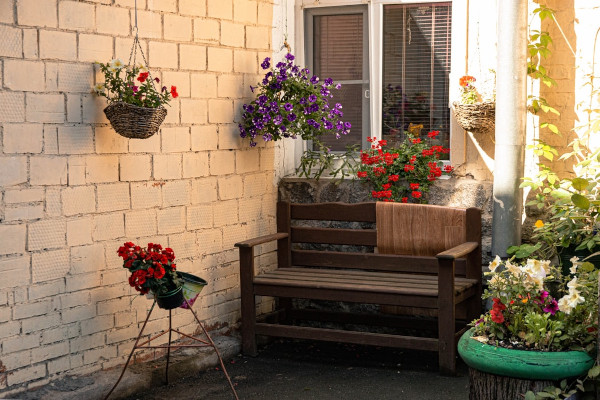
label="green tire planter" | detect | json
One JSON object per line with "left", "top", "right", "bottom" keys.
{"left": 458, "top": 328, "right": 594, "bottom": 380}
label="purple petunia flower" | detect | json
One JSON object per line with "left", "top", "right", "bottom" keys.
{"left": 284, "top": 103, "right": 293, "bottom": 111}
{"left": 310, "top": 75, "right": 319, "bottom": 84}
{"left": 324, "top": 78, "right": 333, "bottom": 86}
{"left": 287, "top": 113, "right": 297, "bottom": 122}
{"left": 132, "top": 86, "right": 139, "bottom": 93}
{"left": 273, "top": 114, "right": 283, "bottom": 125}
{"left": 308, "top": 94, "right": 317, "bottom": 103}
{"left": 285, "top": 53, "right": 295, "bottom": 61}
{"left": 335, "top": 83, "right": 342, "bottom": 89}
{"left": 258, "top": 95, "right": 268, "bottom": 105}
{"left": 344, "top": 121, "right": 352, "bottom": 129}
{"left": 543, "top": 299, "right": 559, "bottom": 315}
{"left": 261, "top": 57, "right": 271, "bottom": 70}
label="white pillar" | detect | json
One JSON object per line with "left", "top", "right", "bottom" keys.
{"left": 491, "top": 0, "right": 528, "bottom": 256}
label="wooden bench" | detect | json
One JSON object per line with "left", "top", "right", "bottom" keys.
{"left": 235, "top": 201, "right": 482, "bottom": 375}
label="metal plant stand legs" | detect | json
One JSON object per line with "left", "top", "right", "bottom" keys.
{"left": 104, "top": 299, "right": 239, "bottom": 400}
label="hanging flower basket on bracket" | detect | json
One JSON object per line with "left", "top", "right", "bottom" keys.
{"left": 452, "top": 101, "right": 495, "bottom": 133}
{"left": 104, "top": 102, "right": 167, "bottom": 139}
{"left": 93, "top": 6, "right": 177, "bottom": 140}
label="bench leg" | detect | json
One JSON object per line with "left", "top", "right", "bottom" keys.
{"left": 239, "top": 247, "right": 257, "bottom": 356}
{"left": 438, "top": 259, "right": 457, "bottom": 376}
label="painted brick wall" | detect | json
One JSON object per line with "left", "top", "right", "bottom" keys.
{"left": 0, "top": 0, "right": 279, "bottom": 394}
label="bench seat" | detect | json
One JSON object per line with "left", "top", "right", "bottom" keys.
{"left": 255, "top": 267, "right": 479, "bottom": 303}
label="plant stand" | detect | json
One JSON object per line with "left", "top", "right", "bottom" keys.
{"left": 103, "top": 299, "right": 239, "bottom": 400}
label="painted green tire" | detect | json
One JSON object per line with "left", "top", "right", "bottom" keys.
{"left": 458, "top": 328, "right": 594, "bottom": 380}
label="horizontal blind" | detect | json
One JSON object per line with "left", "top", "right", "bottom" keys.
{"left": 313, "top": 14, "right": 364, "bottom": 150}
{"left": 382, "top": 3, "right": 452, "bottom": 150}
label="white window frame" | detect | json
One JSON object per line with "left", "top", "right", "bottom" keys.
{"left": 295, "top": 0, "right": 463, "bottom": 166}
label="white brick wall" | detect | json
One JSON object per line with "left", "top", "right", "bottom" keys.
{"left": 0, "top": 0, "right": 279, "bottom": 394}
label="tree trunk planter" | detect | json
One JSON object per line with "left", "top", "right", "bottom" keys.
{"left": 458, "top": 329, "right": 594, "bottom": 400}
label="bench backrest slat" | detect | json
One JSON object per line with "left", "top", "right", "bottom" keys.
{"left": 291, "top": 227, "right": 377, "bottom": 246}
{"left": 290, "top": 202, "right": 376, "bottom": 222}
{"left": 291, "top": 249, "right": 467, "bottom": 275}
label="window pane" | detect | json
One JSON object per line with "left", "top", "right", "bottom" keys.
{"left": 313, "top": 13, "right": 365, "bottom": 150}
{"left": 382, "top": 4, "right": 451, "bottom": 150}
{"left": 314, "top": 14, "right": 363, "bottom": 80}
{"left": 318, "top": 84, "right": 363, "bottom": 150}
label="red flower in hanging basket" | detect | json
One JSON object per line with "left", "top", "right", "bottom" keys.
{"left": 170, "top": 86, "right": 179, "bottom": 98}
{"left": 137, "top": 72, "right": 149, "bottom": 82}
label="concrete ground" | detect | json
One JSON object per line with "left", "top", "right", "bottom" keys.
{"left": 14, "top": 335, "right": 469, "bottom": 400}
{"left": 122, "top": 339, "right": 469, "bottom": 400}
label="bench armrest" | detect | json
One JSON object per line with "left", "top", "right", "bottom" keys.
{"left": 436, "top": 242, "right": 479, "bottom": 260}
{"left": 235, "top": 232, "right": 288, "bottom": 248}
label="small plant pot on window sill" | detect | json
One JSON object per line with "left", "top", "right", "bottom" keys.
{"left": 104, "top": 102, "right": 167, "bottom": 139}
{"left": 452, "top": 101, "right": 495, "bottom": 133}
{"left": 155, "top": 286, "right": 185, "bottom": 310}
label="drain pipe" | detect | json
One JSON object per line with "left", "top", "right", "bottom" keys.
{"left": 491, "top": 0, "right": 528, "bottom": 257}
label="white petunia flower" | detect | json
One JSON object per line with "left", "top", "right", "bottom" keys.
{"left": 566, "top": 290, "right": 585, "bottom": 309}
{"left": 567, "top": 276, "right": 579, "bottom": 289}
{"left": 505, "top": 259, "right": 521, "bottom": 277}
{"left": 488, "top": 255, "right": 501, "bottom": 272}
{"left": 93, "top": 83, "right": 105, "bottom": 94}
{"left": 558, "top": 296, "right": 573, "bottom": 314}
{"left": 138, "top": 64, "right": 148, "bottom": 73}
{"left": 569, "top": 256, "right": 580, "bottom": 274}
{"left": 109, "top": 58, "right": 125, "bottom": 71}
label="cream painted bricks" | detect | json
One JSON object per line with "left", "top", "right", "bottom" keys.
{"left": 194, "top": 18, "right": 219, "bottom": 42}
{"left": 149, "top": 41, "right": 178, "bottom": 69}
{"left": 220, "top": 21, "right": 245, "bottom": 48}
{"left": 180, "top": 0, "right": 206, "bottom": 17}
{"left": 96, "top": 5, "right": 130, "bottom": 36}
{"left": 3, "top": 124, "right": 44, "bottom": 154}
{"left": 0, "top": 0, "right": 280, "bottom": 393}
{"left": 207, "top": 0, "right": 233, "bottom": 20}
{"left": 17, "top": 0, "right": 57, "bottom": 28}
{"left": 39, "top": 30, "right": 77, "bottom": 61}
{"left": 3, "top": 60, "right": 45, "bottom": 92}
{"left": 180, "top": 44, "right": 207, "bottom": 71}
{"left": 58, "top": 1, "right": 95, "bottom": 32}
{"left": 164, "top": 14, "right": 192, "bottom": 42}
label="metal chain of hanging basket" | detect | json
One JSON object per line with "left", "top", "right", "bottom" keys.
{"left": 452, "top": 101, "right": 495, "bottom": 133}
{"left": 103, "top": 0, "right": 167, "bottom": 139}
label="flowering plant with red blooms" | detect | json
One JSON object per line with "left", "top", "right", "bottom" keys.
{"left": 355, "top": 131, "right": 452, "bottom": 203}
{"left": 117, "top": 241, "right": 182, "bottom": 296}
{"left": 94, "top": 59, "right": 177, "bottom": 108}
{"left": 471, "top": 256, "right": 598, "bottom": 352}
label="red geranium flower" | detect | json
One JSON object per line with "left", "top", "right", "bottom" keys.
{"left": 427, "top": 130, "right": 439, "bottom": 138}
{"left": 411, "top": 191, "right": 422, "bottom": 198}
{"left": 409, "top": 183, "right": 420, "bottom": 190}
{"left": 357, "top": 171, "right": 367, "bottom": 178}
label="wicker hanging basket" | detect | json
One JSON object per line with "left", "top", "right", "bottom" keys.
{"left": 104, "top": 102, "right": 167, "bottom": 139}
{"left": 452, "top": 101, "right": 495, "bottom": 133}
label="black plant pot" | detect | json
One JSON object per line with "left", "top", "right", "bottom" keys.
{"left": 156, "top": 286, "right": 185, "bottom": 310}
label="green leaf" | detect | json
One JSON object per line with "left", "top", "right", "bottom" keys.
{"left": 588, "top": 365, "right": 600, "bottom": 378}
{"left": 524, "top": 392, "right": 536, "bottom": 400}
{"left": 571, "top": 178, "right": 589, "bottom": 191}
{"left": 571, "top": 193, "right": 590, "bottom": 209}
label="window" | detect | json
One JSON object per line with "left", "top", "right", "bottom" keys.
{"left": 305, "top": 6, "right": 370, "bottom": 151}
{"left": 304, "top": 2, "right": 452, "bottom": 152}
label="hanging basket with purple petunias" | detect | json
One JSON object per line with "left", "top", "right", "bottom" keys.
{"left": 238, "top": 53, "right": 351, "bottom": 147}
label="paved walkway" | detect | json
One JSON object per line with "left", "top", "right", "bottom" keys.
{"left": 123, "top": 339, "right": 469, "bottom": 400}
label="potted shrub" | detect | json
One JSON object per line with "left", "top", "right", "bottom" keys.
{"left": 117, "top": 242, "right": 184, "bottom": 309}
{"left": 522, "top": 145, "right": 600, "bottom": 273}
{"left": 458, "top": 256, "right": 597, "bottom": 399}
{"left": 355, "top": 132, "right": 453, "bottom": 203}
{"left": 93, "top": 59, "right": 178, "bottom": 139}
